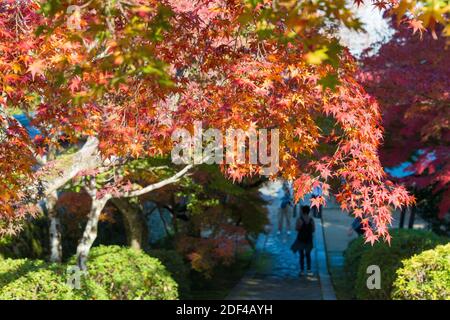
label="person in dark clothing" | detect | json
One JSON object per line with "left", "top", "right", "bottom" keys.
{"left": 348, "top": 216, "right": 365, "bottom": 236}
{"left": 348, "top": 216, "right": 374, "bottom": 237}
{"left": 291, "top": 205, "right": 315, "bottom": 276}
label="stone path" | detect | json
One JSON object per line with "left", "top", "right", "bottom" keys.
{"left": 227, "top": 181, "right": 333, "bottom": 300}
{"left": 228, "top": 180, "right": 429, "bottom": 300}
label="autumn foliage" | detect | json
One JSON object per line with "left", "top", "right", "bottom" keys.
{"left": 360, "top": 21, "right": 449, "bottom": 218}
{"left": 0, "top": 0, "right": 448, "bottom": 243}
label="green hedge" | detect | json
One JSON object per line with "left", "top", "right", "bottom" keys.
{"left": 0, "top": 258, "right": 80, "bottom": 299}
{"left": 344, "top": 229, "right": 446, "bottom": 300}
{"left": 343, "top": 235, "right": 369, "bottom": 296}
{"left": 74, "top": 246, "right": 179, "bottom": 300}
{"left": 0, "top": 246, "right": 178, "bottom": 300}
{"left": 392, "top": 243, "right": 450, "bottom": 300}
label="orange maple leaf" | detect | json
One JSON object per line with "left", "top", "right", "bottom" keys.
{"left": 27, "top": 59, "right": 45, "bottom": 80}
{"left": 408, "top": 19, "right": 426, "bottom": 38}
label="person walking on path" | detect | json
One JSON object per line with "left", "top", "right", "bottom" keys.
{"left": 278, "top": 182, "right": 293, "bottom": 235}
{"left": 291, "top": 205, "right": 315, "bottom": 276}
{"left": 311, "top": 185, "right": 323, "bottom": 218}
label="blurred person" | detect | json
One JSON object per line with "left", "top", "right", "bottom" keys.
{"left": 311, "top": 184, "right": 323, "bottom": 218}
{"left": 278, "top": 182, "right": 293, "bottom": 235}
{"left": 291, "top": 205, "right": 315, "bottom": 276}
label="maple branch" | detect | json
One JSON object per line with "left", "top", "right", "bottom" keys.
{"left": 119, "top": 163, "right": 194, "bottom": 198}
{"left": 112, "top": 149, "right": 214, "bottom": 199}
{"left": 40, "top": 136, "right": 102, "bottom": 196}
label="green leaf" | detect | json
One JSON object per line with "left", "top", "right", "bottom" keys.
{"left": 318, "top": 73, "right": 340, "bottom": 91}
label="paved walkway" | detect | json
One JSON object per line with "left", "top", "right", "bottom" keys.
{"left": 227, "top": 181, "right": 334, "bottom": 300}
{"left": 228, "top": 181, "right": 429, "bottom": 300}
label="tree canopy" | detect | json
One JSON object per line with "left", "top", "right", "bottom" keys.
{"left": 1, "top": 0, "right": 448, "bottom": 244}
{"left": 360, "top": 21, "right": 449, "bottom": 218}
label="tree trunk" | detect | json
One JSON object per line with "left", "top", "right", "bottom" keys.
{"left": 75, "top": 196, "right": 109, "bottom": 271}
{"left": 47, "top": 191, "right": 63, "bottom": 263}
{"left": 408, "top": 206, "right": 416, "bottom": 229}
{"left": 111, "top": 198, "right": 148, "bottom": 251}
{"left": 399, "top": 207, "right": 406, "bottom": 229}
{"left": 74, "top": 163, "right": 193, "bottom": 270}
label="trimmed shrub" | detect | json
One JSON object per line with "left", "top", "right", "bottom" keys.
{"left": 0, "top": 258, "right": 80, "bottom": 300}
{"left": 77, "top": 245, "right": 179, "bottom": 300}
{"left": 0, "top": 246, "right": 179, "bottom": 300}
{"left": 147, "top": 249, "right": 191, "bottom": 298}
{"left": 344, "top": 229, "right": 446, "bottom": 300}
{"left": 392, "top": 243, "right": 450, "bottom": 300}
{"left": 343, "top": 235, "right": 367, "bottom": 297}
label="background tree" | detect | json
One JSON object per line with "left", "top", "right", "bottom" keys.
{"left": 359, "top": 21, "right": 449, "bottom": 221}
{"left": 140, "top": 164, "right": 269, "bottom": 276}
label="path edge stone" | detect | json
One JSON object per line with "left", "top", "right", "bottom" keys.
{"left": 314, "top": 217, "right": 337, "bottom": 300}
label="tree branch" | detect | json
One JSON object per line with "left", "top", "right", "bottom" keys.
{"left": 40, "top": 136, "right": 102, "bottom": 196}
{"left": 119, "top": 163, "right": 194, "bottom": 198}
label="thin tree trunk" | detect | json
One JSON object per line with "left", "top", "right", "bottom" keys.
{"left": 408, "top": 206, "right": 416, "bottom": 229}
{"left": 76, "top": 197, "right": 108, "bottom": 271}
{"left": 47, "top": 191, "right": 62, "bottom": 263}
{"left": 158, "top": 207, "right": 171, "bottom": 237}
{"left": 75, "top": 165, "right": 193, "bottom": 270}
{"left": 111, "top": 198, "right": 148, "bottom": 251}
{"left": 399, "top": 207, "right": 406, "bottom": 229}
{"left": 75, "top": 180, "right": 110, "bottom": 271}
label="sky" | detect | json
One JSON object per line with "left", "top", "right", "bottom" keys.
{"left": 338, "top": 2, "right": 394, "bottom": 57}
